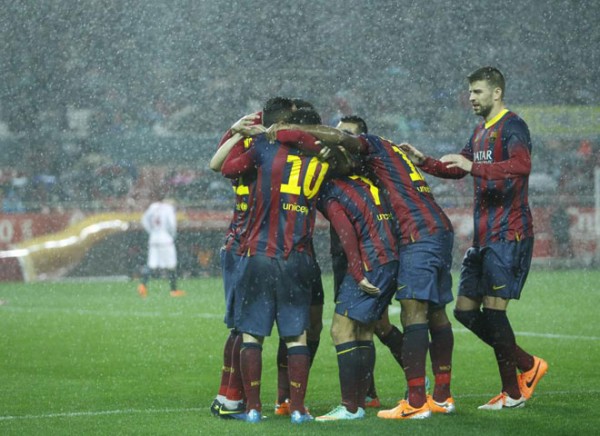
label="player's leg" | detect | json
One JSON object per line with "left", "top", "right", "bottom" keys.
{"left": 355, "top": 322, "right": 376, "bottom": 411}
{"left": 232, "top": 255, "right": 277, "bottom": 421}
{"left": 478, "top": 239, "right": 545, "bottom": 409}
{"left": 211, "top": 329, "right": 236, "bottom": 416}
{"left": 276, "top": 267, "right": 323, "bottom": 415}
{"left": 378, "top": 298, "right": 430, "bottom": 420}
{"left": 138, "top": 265, "right": 150, "bottom": 297}
{"left": 426, "top": 235, "right": 455, "bottom": 413}
{"left": 379, "top": 240, "right": 445, "bottom": 421}
{"left": 316, "top": 313, "right": 366, "bottom": 421}
{"left": 162, "top": 243, "right": 184, "bottom": 297}
{"left": 427, "top": 306, "right": 455, "bottom": 413}
{"left": 284, "top": 332, "right": 313, "bottom": 423}
{"left": 216, "top": 331, "right": 246, "bottom": 418}
{"left": 138, "top": 244, "right": 157, "bottom": 297}
{"left": 237, "top": 333, "right": 264, "bottom": 422}
{"left": 274, "top": 338, "right": 290, "bottom": 415}
{"left": 278, "top": 252, "right": 314, "bottom": 424}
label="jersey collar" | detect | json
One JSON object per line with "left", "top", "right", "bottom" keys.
{"left": 484, "top": 108, "right": 509, "bottom": 129}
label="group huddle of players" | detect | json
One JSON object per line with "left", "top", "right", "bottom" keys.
{"left": 207, "top": 66, "right": 548, "bottom": 424}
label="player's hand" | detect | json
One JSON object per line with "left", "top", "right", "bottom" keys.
{"left": 398, "top": 143, "right": 425, "bottom": 164}
{"left": 317, "top": 143, "right": 332, "bottom": 161}
{"left": 440, "top": 154, "right": 473, "bottom": 172}
{"left": 359, "top": 277, "right": 381, "bottom": 296}
{"left": 231, "top": 112, "right": 264, "bottom": 137}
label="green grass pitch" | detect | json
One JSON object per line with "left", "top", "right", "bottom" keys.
{"left": 1, "top": 269, "right": 599, "bottom": 435}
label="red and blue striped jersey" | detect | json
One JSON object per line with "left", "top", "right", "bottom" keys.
{"left": 217, "top": 113, "right": 263, "bottom": 251}
{"left": 317, "top": 175, "right": 398, "bottom": 282}
{"left": 358, "top": 134, "right": 453, "bottom": 245}
{"left": 221, "top": 134, "right": 331, "bottom": 259}
{"left": 420, "top": 110, "right": 533, "bottom": 246}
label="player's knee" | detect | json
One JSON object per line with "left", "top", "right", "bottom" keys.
{"left": 453, "top": 308, "right": 479, "bottom": 329}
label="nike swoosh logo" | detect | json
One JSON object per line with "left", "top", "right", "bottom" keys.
{"left": 397, "top": 285, "right": 407, "bottom": 291}
{"left": 401, "top": 409, "right": 419, "bottom": 417}
{"left": 492, "top": 284, "right": 506, "bottom": 291}
{"left": 526, "top": 361, "right": 541, "bottom": 388}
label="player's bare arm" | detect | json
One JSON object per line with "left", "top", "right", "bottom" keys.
{"left": 209, "top": 132, "right": 244, "bottom": 171}
{"left": 440, "top": 153, "right": 473, "bottom": 172}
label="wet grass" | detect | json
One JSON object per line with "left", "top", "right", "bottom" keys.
{"left": 1, "top": 269, "right": 599, "bottom": 435}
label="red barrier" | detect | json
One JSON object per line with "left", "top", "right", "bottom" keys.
{"left": 0, "top": 207, "right": 596, "bottom": 282}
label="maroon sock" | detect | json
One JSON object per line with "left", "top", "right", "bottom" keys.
{"left": 356, "top": 341, "right": 374, "bottom": 409}
{"left": 276, "top": 338, "right": 289, "bottom": 403}
{"left": 225, "top": 332, "right": 244, "bottom": 401}
{"left": 402, "top": 324, "right": 429, "bottom": 408}
{"left": 379, "top": 324, "right": 404, "bottom": 369}
{"left": 336, "top": 341, "right": 360, "bottom": 413}
{"left": 218, "top": 331, "right": 237, "bottom": 396}
{"left": 429, "top": 323, "right": 453, "bottom": 401}
{"left": 287, "top": 345, "right": 310, "bottom": 414}
{"left": 515, "top": 345, "right": 535, "bottom": 372}
{"left": 240, "top": 342, "right": 262, "bottom": 412}
{"left": 483, "top": 309, "right": 520, "bottom": 399}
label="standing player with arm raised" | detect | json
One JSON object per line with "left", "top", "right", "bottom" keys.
{"left": 220, "top": 108, "right": 329, "bottom": 424}
{"left": 401, "top": 66, "right": 547, "bottom": 410}
{"left": 208, "top": 97, "right": 294, "bottom": 418}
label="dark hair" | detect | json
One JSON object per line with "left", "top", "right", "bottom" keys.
{"left": 339, "top": 115, "right": 368, "bottom": 134}
{"left": 468, "top": 66, "right": 505, "bottom": 99}
{"left": 262, "top": 97, "right": 294, "bottom": 127}
{"left": 291, "top": 98, "right": 315, "bottom": 111}
{"left": 288, "top": 107, "right": 322, "bottom": 125}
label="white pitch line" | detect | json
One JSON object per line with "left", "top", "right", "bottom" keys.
{"left": 0, "top": 407, "right": 203, "bottom": 422}
{"left": 2, "top": 389, "right": 599, "bottom": 422}
{"left": 1, "top": 306, "right": 223, "bottom": 319}
{"left": 2, "top": 306, "right": 599, "bottom": 341}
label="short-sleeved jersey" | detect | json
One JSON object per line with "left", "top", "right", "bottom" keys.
{"left": 359, "top": 134, "right": 453, "bottom": 245}
{"left": 317, "top": 175, "right": 398, "bottom": 273}
{"left": 216, "top": 112, "right": 263, "bottom": 251}
{"left": 223, "top": 134, "right": 331, "bottom": 259}
{"left": 460, "top": 110, "right": 534, "bottom": 246}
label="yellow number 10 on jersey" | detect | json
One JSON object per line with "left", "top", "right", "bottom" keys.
{"left": 280, "top": 155, "right": 330, "bottom": 199}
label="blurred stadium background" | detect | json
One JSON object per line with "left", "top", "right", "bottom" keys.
{"left": 0, "top": 0, "right": 598, "bottom": 281}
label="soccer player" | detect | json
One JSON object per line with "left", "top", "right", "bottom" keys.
{"left": 209, "top": 101, "right": 326, "bottom": 419}
{"left": 219, "top": 108, "right": 328, "bottom": 424}
{"left": 270, "top": 115, "right": 457, "bottom": 420}
{"left": 315, "top": 169, "right": 399, "bottom": 422}
{"left": 208, "top": 97, "right": 297, "bottom": 418}
{"left": 137, "top": 196, "right": 185, "bottom": 298}
{"left": 400, "top": 66, "right": 547, "bottom": 410}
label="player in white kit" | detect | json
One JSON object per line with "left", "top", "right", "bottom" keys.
{"left": 138, "top": 198, "right": 185, "bottom": 297}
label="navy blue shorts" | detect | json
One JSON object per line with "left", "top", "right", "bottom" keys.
{"left": 458, "top": 238, "right": 533, "bottom": 300}
{"left": 220, "top": 246, "right": 243, "bottom": 329}
{"left": 234, "top": 252, "right": 316, "bottom": 338}
{"left": 335, "top": 261, "right": 399, "bottom": 324}
{"left": 396, "top": 231, "right": 454, "bottom": 306}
